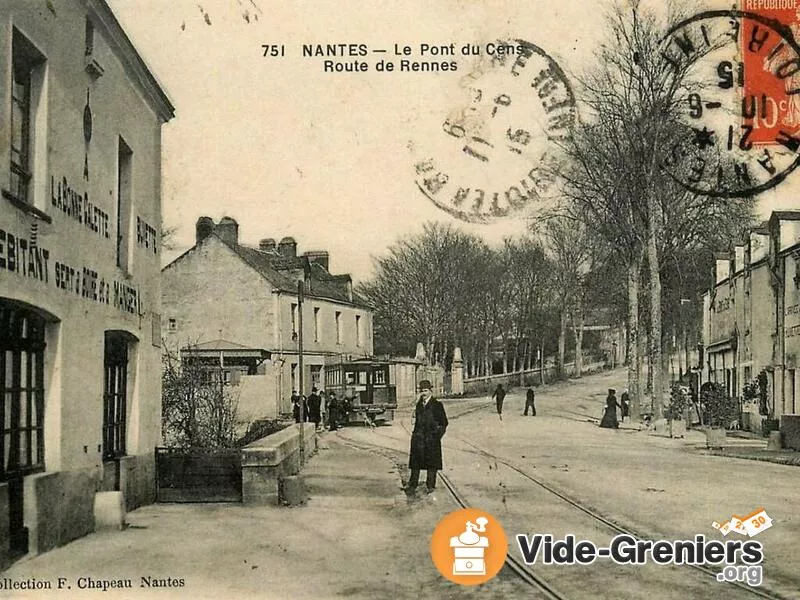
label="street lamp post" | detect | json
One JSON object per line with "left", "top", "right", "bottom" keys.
{"left": 297, "top": 280, "right": 305, "bottom": 466}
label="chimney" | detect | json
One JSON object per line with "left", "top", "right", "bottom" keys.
{"left": 278, "top": 236, "right": 297, "bottom": 259}
{"left": 715, "top": 253, "right": 730, "bottom": 284}
{"left": 259, "top": 238, "right": 277, "bottom": 253}
{"left": 303, "top": 250, "right": 330, "bottom": 271}
{"left": 196, "top": 216, "right": 214, "bottom": 245}
{"left": 215, "top": 216, "right": 239, "bottom": 246}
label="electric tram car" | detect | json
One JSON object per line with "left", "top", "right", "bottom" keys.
{"left": 324, "top": 359, "right": 397, "bottom": 424}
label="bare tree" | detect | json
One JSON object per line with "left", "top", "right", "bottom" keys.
{"left": 161, "top": 340, "right": 242, "bottom": 448}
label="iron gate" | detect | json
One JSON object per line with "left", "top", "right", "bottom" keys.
{"left": 155, "top": 447, "right": 242, "bottom": 502}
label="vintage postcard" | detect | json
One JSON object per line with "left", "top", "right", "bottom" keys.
{"left": 1, "top": 0, "right": 798, "bottom": 598}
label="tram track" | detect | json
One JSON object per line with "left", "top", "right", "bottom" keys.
{"left": 440, "top": 401, "right": 787, "bottom": 600}
{"left": 335, "top": 399, "right": 787, "bottom": 600}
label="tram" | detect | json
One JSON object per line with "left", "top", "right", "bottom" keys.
{"left": 324, "top": 358, "right": 397, "bottom": 424}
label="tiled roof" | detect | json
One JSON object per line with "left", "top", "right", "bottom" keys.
{"left": 224, "top": 239, "right": 370, "bottom": 307}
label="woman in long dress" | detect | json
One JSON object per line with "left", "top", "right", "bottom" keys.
{"left": 600, "top": 388, "right": 620, "bottom": 429}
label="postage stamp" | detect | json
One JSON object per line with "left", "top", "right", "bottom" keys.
{"left": 661, "top": 9, "right": 800, "bottom": 198}
{"left": 411, "top": 38, "right": 577, "bottom": 223}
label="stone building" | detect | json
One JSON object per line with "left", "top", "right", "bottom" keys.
{"left": 161, "top": 217, "right": 374, "bottom": 419}
{"left": 701, "top": 211, "right": 800, "bottom": 431}
{"left": 0, "top": 0, "right": 174, "bottom": 565}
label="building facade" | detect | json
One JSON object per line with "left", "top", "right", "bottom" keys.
{"left": 701, "top": 212, "right": 800, "bottom": 429}
{"left": 162, "top": 217, "right": 374, "bottom": 419}
{"left": 0, "top": 0, "right": 173, "bottom": 565}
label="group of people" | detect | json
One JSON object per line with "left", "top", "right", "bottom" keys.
{"left": 490, "top": 383, "right": 537, "bottom": 419}
{"left": 291, "top": 387, "right": 351, "bottom": 430}
{"left": 599, "top": 388, "right": 630, "bottom": 429}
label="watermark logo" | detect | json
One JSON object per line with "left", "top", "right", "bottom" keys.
{"left": 430, "top": 508, "right": 507, "bottom": 585}
{"left": 713, "top": 507, "right": 774, "bottom": 537}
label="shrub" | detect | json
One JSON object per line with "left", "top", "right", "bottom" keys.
{"left": 700, "top": 382, "right": 739, "bottom": 429}
{"left": 666, "top": 383, "right": 689, "bottom": 421}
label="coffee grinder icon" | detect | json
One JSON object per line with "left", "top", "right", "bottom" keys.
{"left": 450, "top": 516, "right": 489, "bottom": 575}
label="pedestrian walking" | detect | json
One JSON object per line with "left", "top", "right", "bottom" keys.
{"left": 292, "top": 391, "right": 309, "bottom": 424}
{"left": 327, "top": 391, "right": 340, "bottom": 430}
{"left": 492, "top": 384, "right": 506, "bottom": 420}
{"left": 406, "top": 380, "right": 448, "bottom": 495}
{"left": 620, "top": 390, "right": 630, "bottom": 422}
{"left": 600, "top": 388, "right": 621, "bottom": 429}
{"left": 524, "top": 387, "right": 536, "bottom": 416}
{"left": 307, "top": 387, "right": 322, "bottom": 429}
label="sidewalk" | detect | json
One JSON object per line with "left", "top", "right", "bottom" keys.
{"left": 1, "top": 435, "right": 420, "bottom": 600}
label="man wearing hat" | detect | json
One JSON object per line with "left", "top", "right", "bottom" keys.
{"left": 406, "top": 379, "right": 448, "bottom": 494}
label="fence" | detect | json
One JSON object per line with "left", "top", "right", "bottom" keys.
{"left": 155, "top": 447, "right": 243, "bottom": 503}
{"left": 462, "top": 359, "right": 606, "bottom": 395}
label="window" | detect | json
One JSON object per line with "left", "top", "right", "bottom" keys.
{"left": 310, "top": 365, "right": 322, "bottom": 389}
{"left": 0, "top": 304, "right": 46, "bottom": 480}
{"left": 314, "top": 307, "right": 320, "bottom": 342}
{"left": 168, "top": 318, "right": 177, "bottom": 332}
{"left": 9, "top": 30, "right": 45, "bottom": 205}
{"left": 85, "top": 18, "right": 95, "bottom": 56}
{"left": 355, "top": 315, "right": 362, "bottom": 347}
{"left": 116, "top": 138, "right": 133, "bottom": 271}
{"left": 291, "top": 303, "right": 298, "bottom": 336}
{"left": 335, "top": 311, "right": 342, "bottom": 344}
{"left": 103, "top": 333, "right": 129, "bottom": 459}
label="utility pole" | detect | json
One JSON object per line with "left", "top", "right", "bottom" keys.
{"left": 297, "top": 280, "right": 305, "bottom": 466}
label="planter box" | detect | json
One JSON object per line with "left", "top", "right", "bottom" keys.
{"left": 706, "top": 428, "right": 727, "bottom": 449}
{"left": 668, "top": 420, "right": 686, "bottom": 438}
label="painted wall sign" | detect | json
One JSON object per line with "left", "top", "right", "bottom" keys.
{"left": 0, "top": 225, "right": 142, "bottom": 317}
{"left": 136, "top": 216, "right": 158, "bottom": 254}
{"left": 50, "top": 175, "right": 110, "bottom": 239}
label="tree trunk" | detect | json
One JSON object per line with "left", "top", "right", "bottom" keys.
{"left": 648, "top": 202, "right": 664, "bottom": 420}
{"left": 627, "top": 254, "right": 642, "bottom": 422}
{"left": 558, "top": 310, "right": 567, "bottom": 380}
{"left": 539, "top": 341, "right": 545, "bottom": 385}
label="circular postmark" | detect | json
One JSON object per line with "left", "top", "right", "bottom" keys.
{"left": 660, "top": 10, "right": 800, "bottom": 198}
{"left": 411, "top": 39, "right": 577, "bottom": 223}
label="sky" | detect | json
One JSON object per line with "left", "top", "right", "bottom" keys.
{"left": 106, "top": 0, "right": 799, "bottom": 282}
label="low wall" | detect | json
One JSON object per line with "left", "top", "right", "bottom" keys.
{"left": 241, "top": 423, "right": 316, "bottom": 505}
{"left": 24, "top": 469, "right": 98, "bottom": 556}
{"left": 780, "top": 415, "right": 800, "bottom": 450}
{"left": 120, "top": 453, "right": 157, "bottom": 511}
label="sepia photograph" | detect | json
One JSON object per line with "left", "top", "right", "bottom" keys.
{"left": 0, "top": 0, "right": 799, "bottom": 598}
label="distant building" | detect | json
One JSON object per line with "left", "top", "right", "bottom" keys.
{"left": 0, "top": 0, "right": 174, "bottom": 564}
{"left": 701, "top": 211, "right": 800, "bottom": 429}
{"left": 162, "top": 217, "right": 374, "bottom": 419}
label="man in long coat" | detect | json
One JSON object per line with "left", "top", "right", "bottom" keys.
{"left": 406, "top": 380, "right": 448, "bottom": 494}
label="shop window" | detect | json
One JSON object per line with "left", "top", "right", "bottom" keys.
{"left": 0, "top": 303, "right": 46, "bottom": 480}
{"left": 8, "top": 30, "right": 46, "bottom": 206}
{"left": 103, "top": 332, "right": 129, "bottom": 459}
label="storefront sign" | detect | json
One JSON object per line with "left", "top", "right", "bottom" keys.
{"left": 50, "top": 175, "right": 110, "bottom": 239}
{"left": 0, "top": 225, "right": 141, "bottom": 316}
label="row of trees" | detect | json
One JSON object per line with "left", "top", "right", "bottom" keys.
{"left": 362, "top": 3, "right": 757, "bottom": 420}
{"left": 358, "top": 220, "right": 605, "bottom": 380}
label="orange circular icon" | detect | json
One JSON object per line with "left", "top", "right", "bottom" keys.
{"left": 430, "top": 508, "right": 508, "bottom": 586}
